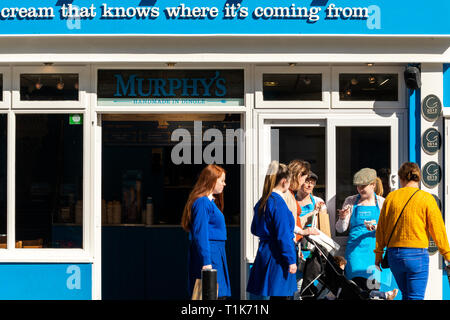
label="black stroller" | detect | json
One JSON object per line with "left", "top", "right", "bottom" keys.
{"left": 298, "top": 234, "right": 371, "bottom": 300}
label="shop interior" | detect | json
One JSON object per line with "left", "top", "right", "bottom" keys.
{"left": 101, "top": 113, "right": 242, "bottom": 300}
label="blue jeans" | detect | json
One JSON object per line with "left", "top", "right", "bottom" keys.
{"left": 387, "top": 247, "right": 429, "bottom": 300}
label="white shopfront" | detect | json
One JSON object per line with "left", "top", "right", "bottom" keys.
{"left": 0, "top": 0, "right": 448, "bottom": 300}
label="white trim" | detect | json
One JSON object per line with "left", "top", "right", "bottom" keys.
{"left": 331, "top": 66, "right": 406, "bottom": 109}
{"left": 255, "top": 66, "right": 331, "bottom": 109}
{"left": 0, "top": 67, "right": 11, "bottom": 109}
{"left": 0, "top": 108, "right": 94, "bottom": 263}
{"left": 0, "top": 34, "right": 449, "bottom": 38}
{"left": 12, "top": 66, "right": 89, "bottom": 109}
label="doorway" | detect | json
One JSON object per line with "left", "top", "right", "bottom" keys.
{"left": 99, "top": 113, "right": 242, "bottom": 300}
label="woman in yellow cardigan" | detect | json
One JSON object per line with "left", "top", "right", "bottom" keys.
{"left": 374, "top": 162, "right": 450, "bottom": 300}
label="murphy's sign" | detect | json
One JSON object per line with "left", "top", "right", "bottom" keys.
{"left": 97, "top": 69, "right": 244, "bottom": 106}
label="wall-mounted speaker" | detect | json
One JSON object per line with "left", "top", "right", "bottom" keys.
{"left": 404, "top": 66, "right": 421, "bottom": 90}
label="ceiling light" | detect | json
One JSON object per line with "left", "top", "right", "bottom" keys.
{"left": 35, "top": 78, "right": 43, "bottom": 90}
{"left": 263, "top": 81, "right": 278, "bottom": 87}
{"left": 367, "top": 63, "right": 375, "bottom": 67}
{"left": 56, "top": 77, "right": 65, "bottom": 90}
{"left": 368, "top": 75, "right": 377, "bottom": 84}
{"left": 351, "top": 78, "right": 359, "bottom": 85}
{"left": 166, "top": 62, "right": 176, "bottom": 67}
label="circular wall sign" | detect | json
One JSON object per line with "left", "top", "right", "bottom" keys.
{"left": 422, "top": 94, "right": 442, "bottom": 122}
{"left": 422, "top": 161, "right": 442, "bottom": 188}
{"left": 421, "top": 128, "right": 441, "bottom": 155}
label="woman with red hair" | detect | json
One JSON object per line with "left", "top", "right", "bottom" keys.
{"left": 181, "top": 164, "right": 230, "bottom": 299}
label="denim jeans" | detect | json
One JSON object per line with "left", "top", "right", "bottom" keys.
{"left": 387, "top": 247, "right": 429, "bottom": 300}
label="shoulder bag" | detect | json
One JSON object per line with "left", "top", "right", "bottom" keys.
{"left": 381, "top": 189, "right": 419, "bottom": 269}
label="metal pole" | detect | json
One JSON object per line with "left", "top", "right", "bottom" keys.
{"left": 201, "top": 269, "right": 218, "bottom": 300}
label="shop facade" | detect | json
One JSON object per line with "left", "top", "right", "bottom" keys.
{"left": 0, "top": 0, "right": 448, "bottom": 300}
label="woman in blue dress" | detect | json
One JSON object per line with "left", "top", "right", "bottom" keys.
{"left": 247, "top": 161, "right": 298, "bottom": 300}
{"left": 181, "top": 164, "right": 231, "bottom": 299}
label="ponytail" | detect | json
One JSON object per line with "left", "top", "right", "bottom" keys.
{"left": 258, "top": 161, "right": 291, "bottom": 216}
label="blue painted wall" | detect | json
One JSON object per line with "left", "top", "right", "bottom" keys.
{"left": 0, "top": 0, "right": 448, "bottom": 35}
{"left": 0, "top": 263, "right": 92, "bottom": 300}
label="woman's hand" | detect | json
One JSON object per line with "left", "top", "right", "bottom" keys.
{"left": 202, "top": 265, "right": 212, "bottom": 270}
{"left": 338, "top": 206, "right": 351, "bottom": 220}
{"left": 289, "top": 264, "right": 297, "bottom": 274}
{"left": 374, "top": 258, "right": 382, "bottom": 272}
{"left": 305, "top": 227, "right": 320, "bottom": 236}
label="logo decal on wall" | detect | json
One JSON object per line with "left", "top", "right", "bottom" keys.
{"left": 421, "top": 128, "right": 441, "bottom": 155}
{"left": 422, "top": 94, "right": 442, "bottom": 122}
{"left": 422, "top": 161, "right": 441, "bottom": 188}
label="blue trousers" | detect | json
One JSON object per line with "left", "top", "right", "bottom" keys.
{"left": 387, "top": 247, "right": 429, "bottom": 300}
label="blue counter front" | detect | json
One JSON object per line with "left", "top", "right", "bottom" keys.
{"left": 101, "top": 225, "right": 240, "bottom": 300}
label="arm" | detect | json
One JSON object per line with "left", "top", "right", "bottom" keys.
{"left": 191, "top": 198, "right": 212, "bottom": 267}
{"left": 335, "top": 196, "right": 353, "bottom": 233}
{"left": 426, "top": 196, "right": 450, "bottom": 262}
{"left": 272, "top": 200, "right": 297, "bottom": 267}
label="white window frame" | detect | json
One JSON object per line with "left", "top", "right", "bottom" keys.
{"left": 0, "top": 67, "right": 11, "bottom": 109}
{"left": 252, "top": 109, "right": 407, "bottom": 258}
{"left": 255, "top": 66, "right": 331, "bottom": 109}
{"left": 12, "top": 66, "right": 89, "bottom": 109}
{"left": 1, "top": 109, "right": 93, "bottom": 263}
{"left": 331, "top": 66, "right": 406, "bottom": 109}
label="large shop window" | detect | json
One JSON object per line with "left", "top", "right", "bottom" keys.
{"left": 0, "top": 74, "right": 3, "bottom": 101}
{"left": 16, "top": 114, "right": 83, "bottom": 248}
{"left": 101, "top": 114, "right": 242, "bottom": 226}
{"left": 335, "top": 126, "right": 391, "bottom": 236}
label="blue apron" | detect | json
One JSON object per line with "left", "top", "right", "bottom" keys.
{"left": 345, "top": 194, "right": 380, "bottom": 281}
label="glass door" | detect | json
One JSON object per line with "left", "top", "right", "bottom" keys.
{"left": 257, "top": 112, "right": 406, "bottom": 246}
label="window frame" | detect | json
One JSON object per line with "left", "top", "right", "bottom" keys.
{"left": 0, "top": 67, "right": 12, "bottom": 109}
{"left": 0, "top": 109, "right": 92, "bottom": 263}
{"left": 12, "top": 66, "right": 89, "bottom": 110}
{"left": 255, "top": 66, "right": 331, "bottom": 109}
{"left": 331, "top": 66, "right": 406, "bottom": 109}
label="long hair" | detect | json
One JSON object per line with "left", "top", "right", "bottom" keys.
{"left": 374, "top": 177, "right": 384, "bottom": 197}
{"left": 287, "top": 159, "right": 310, "bottom": 191}
{"left": 181, "top": 164, "right": 225, "bottom": 232}
{"left": 258, "top": 161, "right": 291, "bottom": 216}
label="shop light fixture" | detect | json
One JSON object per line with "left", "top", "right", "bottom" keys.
{"left": 367, "top": 63, "right": 375, "bottom": 67}
{"left": 35, "top": 78, "right": 43, "bottom": 90}
{"left": 351, "top": 77, "right": 359, "bottom": 85}
{"left": 368, "top": 75, "right": 377, "bottom": 84}
{"left": 263, "top": 81, "right": 278, "bottom": 87}
{"left": 378, "top": 78, "right": 390, "bottom": 87}
{"left": 56, "top": 77, "right": 65, "bottom": 90}
{"left": 303, "top": 77, "right": 311, "bottom": 86}
{"left": 166, "top": 62, "right": 176, "bottom": 67}
{"left": 74, "top": 82, "right": 79, "bottom": 90}
{"left": 344, "top": 88, "right": 352, "bottom": 96}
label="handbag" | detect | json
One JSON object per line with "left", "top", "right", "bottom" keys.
{"left": 381, "top": 189, "right": 419, "bottom": 269}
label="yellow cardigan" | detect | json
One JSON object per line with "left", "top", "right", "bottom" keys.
{"left": 375, "top": 187, "right": 450, "bottom": 261}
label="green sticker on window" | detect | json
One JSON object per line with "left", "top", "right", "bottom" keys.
{"left": 69, "top": 114, "right": 83, "bottom": 125}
